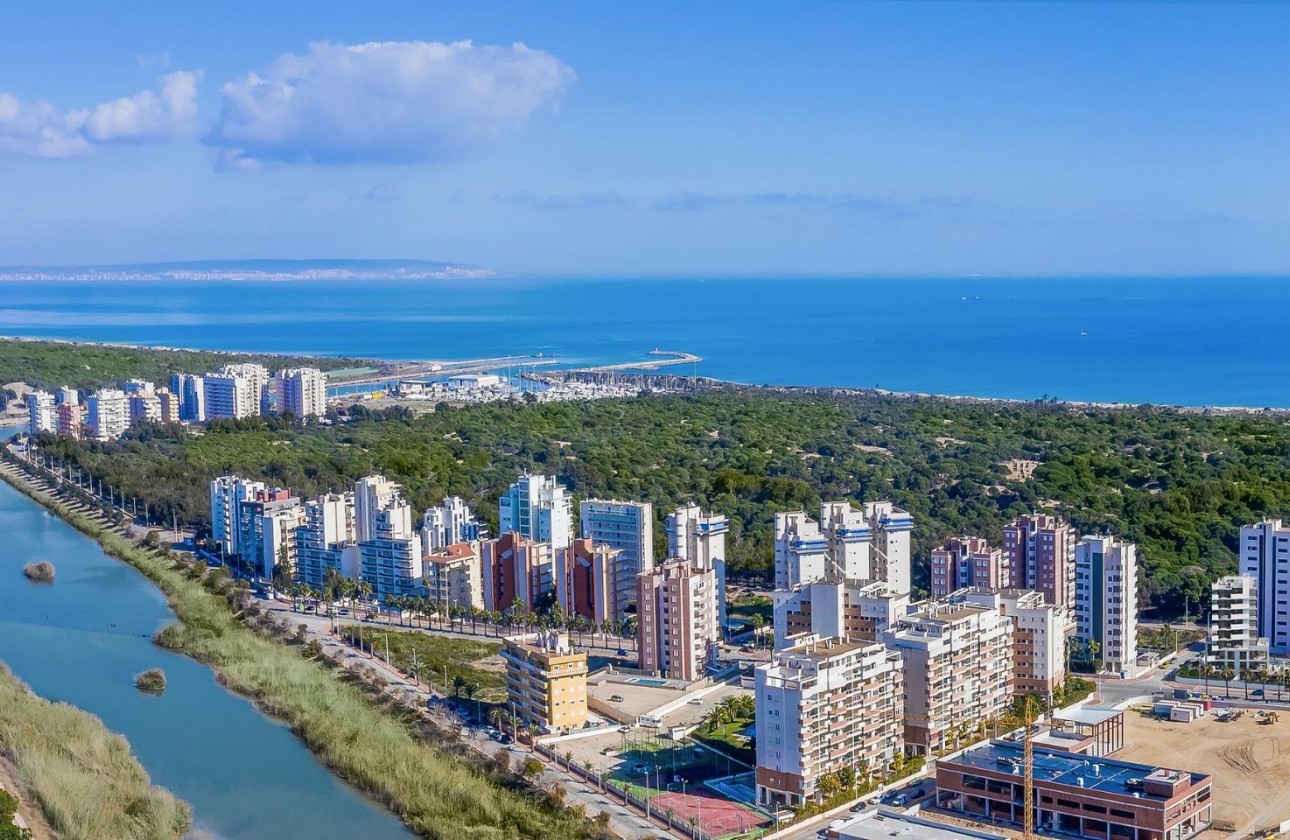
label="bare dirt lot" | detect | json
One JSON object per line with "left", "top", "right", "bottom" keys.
{"left": 1119, "top": 710, "right": 1290, "bottom": 839}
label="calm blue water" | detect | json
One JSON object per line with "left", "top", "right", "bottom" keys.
{"left": 0, "top": 275, "right": 1286, "bottom": 406}
{"left": 0, "top": 477, "right": 413, "bottom": 840}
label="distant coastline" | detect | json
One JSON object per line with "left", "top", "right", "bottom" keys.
{"left": 0, "top": 258, "right": 494, "bottom": 283}
{"left": 6, "top": 335, "right": 1285, "bottom": 417}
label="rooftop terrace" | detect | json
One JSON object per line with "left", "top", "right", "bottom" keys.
{"left": 945, "top": 740, "right": 1208, "bottom": 801}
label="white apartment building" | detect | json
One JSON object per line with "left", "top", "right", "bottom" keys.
{"left": 122, "top": 378, "right": 154, "bottom": 395}
{"left": 773, "top": 579, "right": 910, "bottom": 649}
{"left": 424, "top": 542, "right": 483, "bottom": 610}
{"left": 774, "top": 511, "right": 829, "bottom": 591}
{"left": 294, "top": 492, "right": 359, "bottom": 589}
{"left": 1075, "top": 535, "right": 1139, "bottom": 673}
{"left": 637, "top": 559, "right": 718, "bottom": 681}
{"left": 276, "top": 367, "right": 328, "bottom": 418}
{"left": 1208, "top": 575, "right": 1270, "bottom": 678}
{"left": 86, "top": 388, "right": 129, "bottom": 441}
{"left": 26, "top": 390, "right": 55, "bottom": 435}
{"left": 170, "top": 373, "right": 205, "bottom": 421}
{"left": 55, "top": 386, "right": 79, "bottom": 407}
{"left": 498, "top": 473, "right": 572, "bottom": 549}
{"left": 355, "top": 477, "right": 420, "bottom": 598}
{"left": 421, "top": 496, "right": 484, "bottom": 554}
{"left": 203, "top": 373, "right": 258, "bottom": 419}
{"left": 580, "top": 499, "right": 654, "bottom": 621}
{"left": 866, "top": 501, "right": 913, "bottom": 597}
{"left": 666, "top": 504, "right": 729, "bottom": 628}
{"left": 774, "top": 502, "right": 912, "bottom": 595}
{"left": 128, "top": 391, "right": 162, "bottom": 425}
{"left": 755, "top": 636, "right": 904, "bottom": 809}
{"left": 236, "top": 491, "right": 304, "bottom": 580}
{"left": 958, "top": 588, "right": 1069, "bottom": 700}
{"left": 210, "top": 475, "right": 266, "bottom": 556}
{"left": 221, "top": 363, "right": 270, "bottom": 403}
{"left": 1239, "top": 520, "right": 1290, "bottom": 656}
{"left": 354, "top": 475, "right": 403, "bottom": 543}
{"left": 882, "top": 601, "right": 1013, "bottom": 754}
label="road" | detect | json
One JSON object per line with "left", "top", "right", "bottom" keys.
{"left": 770, "top": 776, "right": 935, "bottom": 840}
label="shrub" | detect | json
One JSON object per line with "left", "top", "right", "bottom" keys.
{"left": 134, "top": 669, "right": 167, "bottom": 695}
{"left": 21, "top": 561, "right": 55, "bottom": 583}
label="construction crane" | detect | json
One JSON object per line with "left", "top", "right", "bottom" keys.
{"left": 1022, "top": 695, "right": 1036, "bottom": 840}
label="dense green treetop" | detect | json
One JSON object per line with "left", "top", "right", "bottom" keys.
{"left": 0, "top": 338, "right": 369, "bottom": 391}
{"left": 34, "top": 386, "right": 1290, "bottom": 620}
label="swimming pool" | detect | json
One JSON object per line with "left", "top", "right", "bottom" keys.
{"left": 623, "top": 677, "right": 670, "bottom": 687}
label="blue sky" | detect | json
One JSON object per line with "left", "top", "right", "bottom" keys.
{"left": 1, "top": 1, "right": 1287, "bottom": 276}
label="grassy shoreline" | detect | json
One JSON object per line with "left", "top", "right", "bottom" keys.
{"left": 0, "top": 663, "right": 189, "bottom": 840}
{"left": 0, "top": 460, "right": 591, "bottom": 840}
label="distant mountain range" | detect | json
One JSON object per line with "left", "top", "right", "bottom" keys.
{"left": 0, "top": 259, "right": 493, "bottom": 281}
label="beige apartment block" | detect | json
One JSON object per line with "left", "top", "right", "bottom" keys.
{"left": 502, "top": 631, "right": 588, "bottom": 733}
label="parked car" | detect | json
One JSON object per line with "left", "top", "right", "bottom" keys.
{"left": 616, "top": 648, "right": 629, "bottom": 656}
{"left": 618, "top": 726, "right": 631, "bottom": 733}
{"left": 688, "top": 698, "right": 704, "bottom": 706}
{"left": 609, "top": 694, "right": 625, "bottom": 703}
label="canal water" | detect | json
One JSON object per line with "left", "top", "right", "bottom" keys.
{"left": 0, "top": 477, "right": 413, "bottom": 840}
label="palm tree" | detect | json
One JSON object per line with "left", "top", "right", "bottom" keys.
{"left": 451, "top": 674, "right": 466, "bottom": 699}
{"left": 356, "top": 579, "right": 373, "bottom": 615}
{"left": 1220, "top": 667, "right": 1236, "bottom": 698}
{"left": 465, "top": 681, "right": 480, "bottom": 721}
{"left": 1249, "top": 668, "right": 1268, "bottom": 701}
{"left": 750, "top": 613, "right": 766, "bottom": 650}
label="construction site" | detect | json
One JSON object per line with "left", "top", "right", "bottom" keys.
{"left": 1117, "top": 709, "right": 1290, "bottom": 840}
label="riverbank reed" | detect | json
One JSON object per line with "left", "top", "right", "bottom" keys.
{"left": 0, "top": 663, "right": 189, "bottom": 840}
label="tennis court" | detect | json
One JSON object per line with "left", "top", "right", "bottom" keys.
{"left": 649, "top": 788, "right": 770, "bottom": 839}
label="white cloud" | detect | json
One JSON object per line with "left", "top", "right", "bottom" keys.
{"left": 0, "top": 72, "right": 202, "bottom": 158}
{"left": 78, "top": 71, "right": 202, "bottom": 143}
{"left": 205, "top": 40, "right": 575, "bottom": 167}
{"left": 0, "top": 93, "right": 89, "bottom": 158}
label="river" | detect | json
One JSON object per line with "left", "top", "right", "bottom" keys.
{"left": 0, "top": 476, "right": 414, "bottom": 840}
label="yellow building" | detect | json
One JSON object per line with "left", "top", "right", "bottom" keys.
{"left": 502, "top": 631, "right": 588, "bottom": 733}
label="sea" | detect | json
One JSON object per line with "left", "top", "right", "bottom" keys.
{"left": 1, "top": 275, "right": 1285, "bottom": 407}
